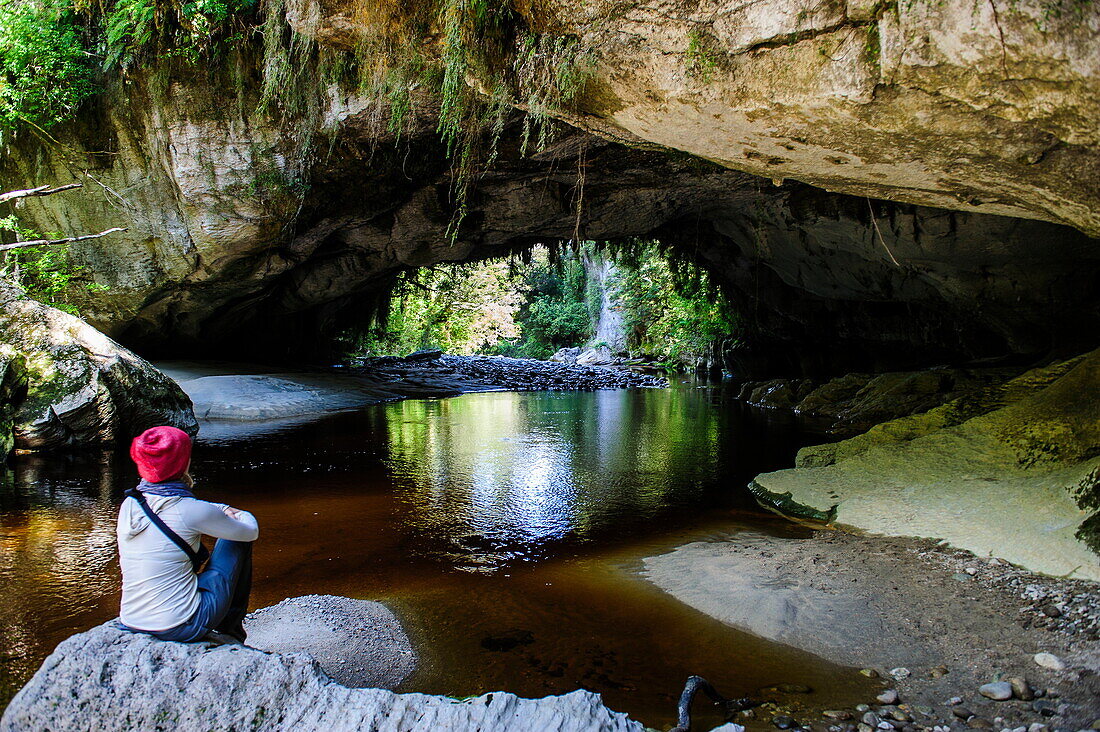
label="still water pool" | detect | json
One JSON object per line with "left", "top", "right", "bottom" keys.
{"left": 0, "top": 382, "right": 875, "bottom": 728}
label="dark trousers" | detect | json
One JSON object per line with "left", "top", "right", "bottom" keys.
{"left": 150, "top": 539, "right": 253, "bottom": 643}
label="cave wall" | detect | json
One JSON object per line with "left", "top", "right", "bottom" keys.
{"left": 1, "top": 0, "right": 1098, "bottom": 373}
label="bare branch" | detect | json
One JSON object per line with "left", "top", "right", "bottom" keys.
{"left": 0, "top": 228, "right": 126, "bottom": 252}
{"left": 0, "top": 183, "right": 84, "bottom": 204}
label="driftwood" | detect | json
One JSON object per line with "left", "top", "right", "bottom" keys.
{"left": 0, "top": 183, "right": 83, "bottom": 204}
{"left": 0, "top": 227, "right": 126, "bottom": 252}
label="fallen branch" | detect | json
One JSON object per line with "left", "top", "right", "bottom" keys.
{"left": 0, "top": 227, "right": 126, "bottom": 252}
{"left": 0, "top": 183, "right": 83, "bottom": 204}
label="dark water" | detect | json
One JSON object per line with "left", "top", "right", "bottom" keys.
{"left": 0, "top": 382, "right": 874, "bottom": 727}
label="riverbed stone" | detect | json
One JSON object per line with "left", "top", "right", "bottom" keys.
{"left": 979, "top": 682, "right": 1014, "bottom": 701}
{"left": 0, "top": 620, "right": 644, "bottom": 732}
{"left": 1008, "top": 677, "right": 1035, "bottom": 701}
{"left": 0, "top": 279, "right": 197, "bottom": 450}
{"left": 1033, "top": 653, "right": 1066, "bottom": 671}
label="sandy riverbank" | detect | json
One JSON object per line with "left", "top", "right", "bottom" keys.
{"left": 643, "top": 530, "right": 1100, "bottom": 731}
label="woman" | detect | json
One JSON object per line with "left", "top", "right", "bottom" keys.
{"left": 117, "top": 425, "right": 259, "bottom": 643}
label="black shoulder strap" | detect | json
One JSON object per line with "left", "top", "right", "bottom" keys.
{"left": 125, "top": 489, "right": 210, "bottom": 573}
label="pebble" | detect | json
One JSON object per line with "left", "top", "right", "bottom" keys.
{"left": 888, "top": 710, "right": 910, "bottom": 723}
{"left": 965, "top": 567, "right": 978, "bottom": 575}
{"left": 876, "top": 690, "right": 899, "bottom": 705}
{"left": 953, "top": 708, "right": 975, "bottom": 720}
{"left": 1027, "top": 725, "right": 1047, "bottom": 732}
{"left": 857, "top": 724, "right": 874, "bottom": 732}
{"left": 953, "top": 573, "right": 973, "bottom": 582}
{"left": 1032, "top": 653, "right": 1066, "bottom": 671}
{"left": 889, "top": 668, "right": 911, "bottom": 680}
{"left": 1008, "top": 677, "right": 1034, "bottom": 701}
{"left": 876, "top": 723, "right": 892, "bottom": 730}
{"left": 968, "top": 719, "right": 992, "bottom": 729}
{"left": 824, "top": 711, "right": 853, "bottom": 720}
{"left": 1031, "top": 700, "right": 1058, "bottom": 717}
{"left": 1040, "top": 605, "right": 1062, "bottom": 618}
{"left": 863, "top": 712, "right": 881, "bottom": 727}
{"left": 856, "top": 705, "right": 872, "bottom": 713}
{"left": 930, "top": 665, "right": 950, "bottom": 678}
{"left": 860, "top": 669, "right": 880, "bottom": 678}
{"left": 947, "top": 697, "right": 964, "bottom": 706}
{"left": 773, "top": 715, "right": 797, "bottom": 729}
{"left": 979, "top": 682, "right": 1014, "bottom": 701}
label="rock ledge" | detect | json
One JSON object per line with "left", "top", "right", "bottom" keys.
{"left": 0, "top": 621, "right": 643, "bottom": 732}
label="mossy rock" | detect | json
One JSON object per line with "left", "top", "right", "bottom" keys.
{"left": 0, "top": 279, "right": 197, "bottom": 450}
{"left": 0, "top": 355, "right": 28, "bottom": 459}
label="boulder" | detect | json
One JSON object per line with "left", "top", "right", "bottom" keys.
{"left": 0, "top": 280, "right": 197, "bottom": 450}
{"left": 549, "top": 347, "right": 582, "bottom": 365}
{"left": 0, "top": 621, "right": 644, "bottom": 732}
{"left": 0, "top": 355, "right": 28, "bottom": 459}
{"left": 576, "top": 346, "right": 617, "bottom": 366}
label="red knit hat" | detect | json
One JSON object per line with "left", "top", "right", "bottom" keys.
{"left": 130, "top": 426, "right": 192, "bottom": 483}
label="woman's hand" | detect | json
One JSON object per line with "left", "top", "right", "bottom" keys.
{"left": 223, "top": 506, "right": 242, "bottom": 520}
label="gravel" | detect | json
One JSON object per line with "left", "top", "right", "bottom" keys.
{"left": 352, "top": 354, "right": 667, "bottom": 391}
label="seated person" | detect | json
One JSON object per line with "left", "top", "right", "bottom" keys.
{"left": 117, "top": 426, "right": 258, "bottom": 643}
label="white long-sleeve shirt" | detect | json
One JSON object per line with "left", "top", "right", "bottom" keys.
{"left": 117, "top": 494, "right": 259, "bottom": 631}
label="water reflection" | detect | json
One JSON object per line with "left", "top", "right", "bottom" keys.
{"left": 379, "top": 389, "right": 798, "bottom": 570}
{"left": 0, "top": 453, "right": 122, "bottom": 703}
{"left": 0, "top": 381, "right": 834, "bottom": 720}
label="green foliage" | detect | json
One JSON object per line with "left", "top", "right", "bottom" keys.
{"left": 0, "top": 215, "right": 107, "bottom": 314}
{"left": 684, "top": 28, "right": 718, "bottom": 84}
{"left": 344, "top": 243, "right": 739, "bottom": 369}
{"left": 102, "top": 0, "right": 259, "bottom": 69}
{"left": 0, "top": 0, "right": 97, "bottom": 129}
{"left": 344, "top": 259, "right": 525, "bottom": 357}
{"left": 611, "top": 241, "right": 739, "bottom": 367}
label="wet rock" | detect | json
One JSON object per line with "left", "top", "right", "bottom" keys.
{"left": 953, "top": 708, "right": 975, "bottom": 720}
{"left": 979, "top": 682, "right": 1014, "bottom": 701}
{"left": 1008, "top": 677, "right": 1035, "bottom": 701}
{"left": 824, "top": 711, "right": 853, "bottom": 720}
{"left": 0, "top": 279, "right": 197, "bottom": 450}
{"left": 859, "top": 669, "right": 880, "bottom": 678}
{"left": 772, "top": 715, "right": 797, "bottom": 729}
{"left": 1033, "top": 653, "right": 1066, "bottom": 671}
{"left": 862, "top": 712, "right": 881, "bottom": 727}
{"left": 889, "top": 668, "right": 911, "bottom": 680}
{"left": 876, "top": 690, "right": 899, "bottom": 705}
{"left": 480, "top": 629, "right": 535, "bottom": 652}
{"left": 857, "top": 723, "right": 874, "bottom": 732}
{"left": 1027, "top": 725, "right": 1047, "bottom": 732}
{"left": 968, "top": 718, "right": 993, "bottom": 729}
{"left": 0, "top": 621, "right": 642, "bottom": 731}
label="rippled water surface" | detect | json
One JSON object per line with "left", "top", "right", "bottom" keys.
{"left": 0, "top": 381, "right": 874, "bottom": 727}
